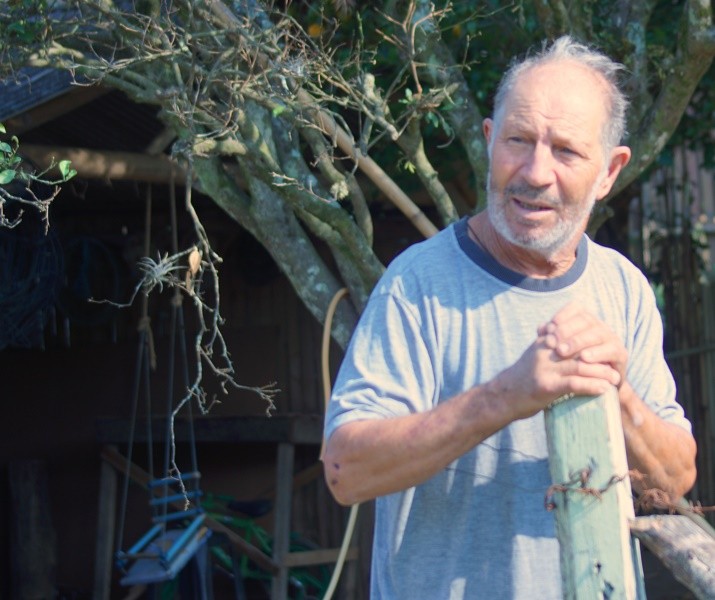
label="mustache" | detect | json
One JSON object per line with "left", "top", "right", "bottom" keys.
{"left": 497, "top": 183, "right": 561, "bottom": 207}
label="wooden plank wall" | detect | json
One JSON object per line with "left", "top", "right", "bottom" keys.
{"left": 214, "top": 230, "right": 367, "bottom": 595}
{"left": 637, "top": 146, "right": 715, "bottom": 516}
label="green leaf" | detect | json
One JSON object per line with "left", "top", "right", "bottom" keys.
{"left": 0, "top": 169, "right": 16, "bottom": 184}
{"left": 272, "top": 105, "right": 286, "bottom": 117}
{"left": 0, "top": 123, "right": 5, "bottom": 134}
{"left": 58, "top": 159, "right": 76, "bottom": 180}
{"left": 7, "top": 22, "right": 26, "bottom": 35}
{"left": 0, "top": 141, "right": 12, "bottom": 154}
{"left": 399, "top": 88, "right": 415, "bottom": 105}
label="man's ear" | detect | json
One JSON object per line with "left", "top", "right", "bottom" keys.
{"left": 483, "top": 118, "right": 494, "bottom": 145}
{"left": 595, "top": 145, "right": 631, "bottom": 201}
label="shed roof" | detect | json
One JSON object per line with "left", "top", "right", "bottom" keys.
{"left": 0, "top": 68, "right": 75, "bottom": 123}
{"left": 0, "top": 66, "right": 180, "bottom": 184}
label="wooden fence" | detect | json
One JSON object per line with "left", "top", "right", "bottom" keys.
{"left": 636, "top": 145, "right": 715, "bottom": 518}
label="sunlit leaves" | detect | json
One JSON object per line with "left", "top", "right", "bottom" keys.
{"left": 0, "top": 121, "right": 75, "bottom": 227}
{"left": 58, "top": 159, "right": 77, "bottom": 181}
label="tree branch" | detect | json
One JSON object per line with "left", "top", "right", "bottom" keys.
{"left": 532, "top": 0, "right": 569, "bottom": 39}
{"left": 398, "top": 119, "right": 459, "bottom": 225}
{"left": 411, "top": 0, "right": 487, "bottom": 210}
{"left": 614, "top": 1, "right": 715, "bottom": 196}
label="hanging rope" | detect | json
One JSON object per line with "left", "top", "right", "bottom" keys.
{"left": 164, "top": 169, "right": 201, "bottom": 505}
{"left": 115, "top": 179, "right": 212, "bottom": 588}
{"left": 116, "top": 184, "right": 155, "bottom": 559}
{"left": 320, "top": 287, "right": 360, "bottom": 600}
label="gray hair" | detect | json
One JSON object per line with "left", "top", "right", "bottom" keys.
{"left": 491, "top": 35, "right": 629, "bottom": 153}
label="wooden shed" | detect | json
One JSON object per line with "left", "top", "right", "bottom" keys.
{"left": 0, "top": 69, "right": 431, "bottom": 599}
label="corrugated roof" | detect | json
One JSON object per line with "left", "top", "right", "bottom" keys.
{"left": 0, "top": 68, "right": 75, "bottom": 122}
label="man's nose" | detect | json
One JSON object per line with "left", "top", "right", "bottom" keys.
{"left": 521, "top": 143, "right": 557, "bottom": 187}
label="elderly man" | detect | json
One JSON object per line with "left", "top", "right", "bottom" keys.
{"left": 323, "top": 36, "right": 696, "bottom": 599}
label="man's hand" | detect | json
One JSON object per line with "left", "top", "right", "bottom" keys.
{"left": 494, "top": 322, "right": 621, "bottom": 421}
{"left": 538, "top": 302, "right": 628, "bottom": 387}
{"left": 531, "top": 303, "right": 696, "bottom": 499}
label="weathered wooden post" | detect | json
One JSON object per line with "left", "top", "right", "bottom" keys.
{"left": 8, "top": 459, "right": 58, "bottom": 600}
{"left": 544, "top": 387, "right": 646, "bottom": 599}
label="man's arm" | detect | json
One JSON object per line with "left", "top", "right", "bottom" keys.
{"left": 618, "top": 382, "right": 696, "bottom": 499}
{"left": 323, "top": 382, "right": 514, "bottom": 506}
{"left": 324, "top": 333, "right": 621, "bottom": 506}
{"left": 543, "top": 304, "right": 697, "bottom": 500}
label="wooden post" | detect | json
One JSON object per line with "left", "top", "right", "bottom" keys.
{"left": 271, "top": 442, "right": 295, "bottom": 600}
{"left": 544, "top": 388, "right": 646, "bottom": 599}
{"left": 93, "top": 448, "right": 118, "bottom": 600}
{"left": 8, "top": 459, "right": 57, "bottom": 600}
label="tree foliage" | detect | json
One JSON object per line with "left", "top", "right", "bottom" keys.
{"left": 0, "top": 0, "right": 713, "bottom": 347}
{"left": 0, "top": 121, "right": 76, "bottom": 228}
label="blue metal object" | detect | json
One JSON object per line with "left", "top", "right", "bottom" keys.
{"left": 148, "top": 471, "right": 201, "bottom": 488}
{"left": 118, "top": 519, "right": 212, "bottom": 586}
{"left": 151, "top": 507, "right": 202, "bottom": 524}
{"left": 116, "top": 523, "right": 164, "bottom": 571}
{"left": 116, "top": 474, "right": 210, "bottom": 584}
{"left": 149, "top": 489, "right": 202, "bottom": 507}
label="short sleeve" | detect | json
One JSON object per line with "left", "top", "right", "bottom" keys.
{"left": 324, "top": 288, "right": 437, "bottom": 442}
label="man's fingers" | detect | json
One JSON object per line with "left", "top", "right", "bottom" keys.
{"left": 579, "top": 343, "right": 627, "bottom": 366}
{"left": 567, "top": 357, "right": 621, "bottom": 387}
{"left": 558, "top": 376, "right": 614, "bottom": 398}
{"left": 549, "top": 302, "right": 583, "bottom": 323}
{"left": 553, "top": 326, "right": 610, "bottom": 357}
{"left": 544, "top": 306, "right": 624, "bottom": 366}
{"left": 545, "top": 307, "right": 598, "bottom": 348}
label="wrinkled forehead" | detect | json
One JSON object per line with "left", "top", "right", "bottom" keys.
{"left": 520, "top": 60, "right": 609, "bottom": 102}
{"left": 503, "top": 61, "right": 611, "bottom": 138}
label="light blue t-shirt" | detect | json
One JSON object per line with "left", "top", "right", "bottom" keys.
{"left": 325, "top": 217, "right": 690, "bottom": 599}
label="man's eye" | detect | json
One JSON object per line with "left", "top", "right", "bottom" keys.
{"left": 556, "top": 146, "right": 577, "bottom": 155}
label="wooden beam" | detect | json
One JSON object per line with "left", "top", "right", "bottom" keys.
{"left": 630, "top": 515, "right": 715, "bottom": 599}
{"left": 19, "top": 144, "right": 186, "bottom": 184}
{"left": 283, "top": 546, "right": 358, "bottom": 568}
{"left": 545, "top": 388, "right": 646, "bottom": 598}
{"left": 96, "top": 415, "right": 325, "bottom": 446}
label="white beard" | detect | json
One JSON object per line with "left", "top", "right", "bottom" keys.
{"left": 486, "top": 171, "right": 602, "bottom": 257}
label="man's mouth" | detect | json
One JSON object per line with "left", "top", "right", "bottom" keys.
{"left": 514, "top": 198, "right": 552, "bottom": 211}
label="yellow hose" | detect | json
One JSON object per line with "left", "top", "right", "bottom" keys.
{"left": 320, "top": 287, "right": 360, "bottom": 600}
